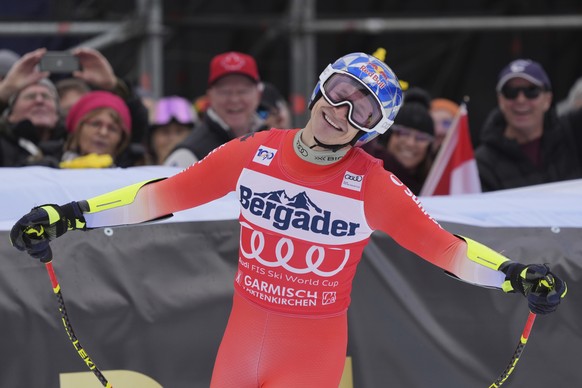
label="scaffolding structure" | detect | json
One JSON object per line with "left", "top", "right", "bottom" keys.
{"left": 0, "top": 0, "right": 164, "bottom": 98}
{"left": 2, "top": 0, "right": 582, "bottom": 124}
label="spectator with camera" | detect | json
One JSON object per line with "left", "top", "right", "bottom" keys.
{"left": 475, "top": 59, "right": 582, "bottom": 191}
{"left": 0, "top": 49, "right": 63, "bottom": 167}
{"left": 65, "top": 47, "right": 148, "bottom": 146}
{"left": 0, "top": 47, "right": 148, "bottom": 167}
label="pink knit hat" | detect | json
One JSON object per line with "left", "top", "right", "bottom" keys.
{"left": 66, "top": 90, "right": 131, "bottom": 133}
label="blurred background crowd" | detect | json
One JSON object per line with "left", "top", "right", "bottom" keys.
{"left": 1, "top": 0, "right": 582, "bottom": 194}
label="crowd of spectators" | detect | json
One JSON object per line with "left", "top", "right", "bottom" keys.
{"left": 1, "top": 45, "right": 581, "bottom": 194}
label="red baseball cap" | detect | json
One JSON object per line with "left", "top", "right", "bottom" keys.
{"left": 208, "top": 51, "right": 260, "bottom": 86}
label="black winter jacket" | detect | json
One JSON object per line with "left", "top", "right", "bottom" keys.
{"left": 0, "top": 119, "right": 64, "bottom": 167}
{"left": 171, "top": 109, "right": 267, "bottom": 161}
{"left": 173, "top": 112, "right": 236, "bottom": 162}
{"left": 475, "top": 108, "right": 582, "bottom": 192}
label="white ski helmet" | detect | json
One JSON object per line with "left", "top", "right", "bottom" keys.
{"left": 309, "top": 52, "right": 403, "bottom": 146}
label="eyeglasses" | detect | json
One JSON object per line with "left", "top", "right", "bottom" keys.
{"left": 20, "top": 91, "right": 55, "bottom": 102}
{"left": 318, "top": 65, "right": 391, "bottom": 134}
{"left": 500, "top": 85, "right": 544, "bottom": 100}
{"left": 84, "top": 120, "right": 122, "bottom": 134}
{"left": 391, "top": 125, "right": 434, "bottom": 143}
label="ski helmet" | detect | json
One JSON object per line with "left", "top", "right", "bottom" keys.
{"left": 309, "top": 52, "right": 403, "bottom": 146}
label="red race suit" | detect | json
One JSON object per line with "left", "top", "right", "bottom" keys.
{"left": 83, "top": 129, "right": 505, "bottom": 387}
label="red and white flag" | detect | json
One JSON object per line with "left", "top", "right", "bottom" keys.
{"left": 420, "top": 103, "right": 481, "bottom": 196}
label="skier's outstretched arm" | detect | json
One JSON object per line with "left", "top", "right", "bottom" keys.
{"left": 9, "top": 132, "right": 265, "bottom": 262}
{"left": 364, "top": 167, "right": 567, "bottom": 315}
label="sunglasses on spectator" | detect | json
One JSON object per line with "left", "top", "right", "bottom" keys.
{"left": 500, "top": 85, "right": 544, "bottom": 100}
{"left": 391, "top": 125, "right": 434, "bottom": 143}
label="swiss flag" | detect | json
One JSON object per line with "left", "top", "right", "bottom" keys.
{"left": 420, "top": 103, "right": 482, "bottom": 196}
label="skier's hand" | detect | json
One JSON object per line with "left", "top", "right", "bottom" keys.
{"left": 500, "top": 262, "right": 567, "bottom": 315}
{"left": 10, "top": 202, "right": 87, "bottom": 263}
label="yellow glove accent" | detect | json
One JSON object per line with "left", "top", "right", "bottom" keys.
{"left": 73, "top": 218, "right": 86, "bottom": 229}
{"left": 560, "top": 282, "right": 568, "bottom": 299}
{"left": 501, "top": 267, "right": 527, "bottom": 292}
{"left": 40, "top": 205, "right": 61, "bottom": 224}
{"left": 457, "top": 235, "right": 510, "bottom": 271}
{"left": 59, "top": 153, "right": 114, "bottom": 169}
{"left": 85, "top": 178, "right": 165, "bottom": 213}
{"left": 501, "top": 280, "right": 514, "bottom": 293}
{"left": 24, "top": 225, "right": 44, "bottom": 237}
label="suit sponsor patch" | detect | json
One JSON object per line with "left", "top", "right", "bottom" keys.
{"left": 253, "top": 146, "right": 277, "bottom": 166}
{"left": 341, "top": 171, "right": 363, "bottom": 191}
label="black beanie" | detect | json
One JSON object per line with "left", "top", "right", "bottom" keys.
{"left": 392, "top": 87, "right": 434, "bottom": 136}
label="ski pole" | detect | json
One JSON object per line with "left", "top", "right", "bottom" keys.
{"left": 45, "top": 261, "right": 113, "bottom": 388}
{"left": 488, "top": 311, "right": 536, "bottom": 388}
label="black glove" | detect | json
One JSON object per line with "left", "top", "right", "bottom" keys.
{"left": 500, "top": 262, "right": 567, "bottom": 315}
{"left": 10, "top": 201, "right": 88, "bottom": 263}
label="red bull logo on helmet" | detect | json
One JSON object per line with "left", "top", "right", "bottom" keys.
{"left": 359, "top": 64, "right": 386, "bottom": 89}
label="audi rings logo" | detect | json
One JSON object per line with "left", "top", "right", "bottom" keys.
{"left": 295, "top": 138, "right": 309, "bottom": 157}
{"left": 344, "top": 173, "right": 362, "bottom": 182}
{"left": 341, "top": 171, "right": 364, "bottom": 192}
{"left": 253, "top": 146, "right": 277, "bottom": 166}
{"left": 240, "top": 221, "right": 351, "bottom": 277}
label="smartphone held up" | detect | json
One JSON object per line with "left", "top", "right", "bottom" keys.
{"left": 39, "top": 52, "right": 80, "bottom": 73}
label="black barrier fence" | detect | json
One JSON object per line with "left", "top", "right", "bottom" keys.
{"left": 1, "top": 220, "right": 580, "bottom": 387}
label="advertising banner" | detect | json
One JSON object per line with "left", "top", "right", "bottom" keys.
{"left": 1, "top": 168, "right": 580, "bottom": 387}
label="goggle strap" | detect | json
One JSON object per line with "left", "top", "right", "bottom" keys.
{"left": 312, "top": 136, "right": 354, "bottom": 152}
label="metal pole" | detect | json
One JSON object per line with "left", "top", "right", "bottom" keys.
{"left": 0, "top": 21, "right": 120, "bottom": 35}
{"left": 301, "top": 15, "right": 582, "bottom": 33}
{"left": 137, "top": 0, "right": 164, "bottom": 99}
{"left": 289, "top": 0, "right": 316, "bottom": 128}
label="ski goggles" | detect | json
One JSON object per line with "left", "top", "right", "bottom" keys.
{"left": 152, "top": 97, "right": 196, "bottom": 126}
{"left": 318, "top": 65, "right": 391, "bottom": 134}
